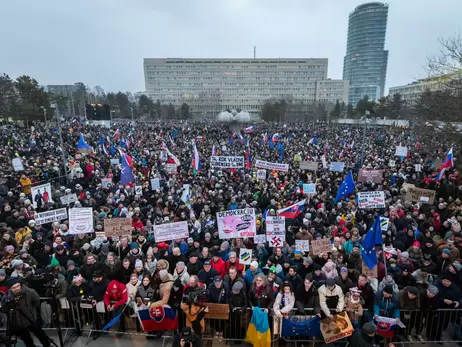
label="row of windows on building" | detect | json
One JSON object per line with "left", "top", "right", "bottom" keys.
{"left": 145, "top": 64, "right": 326, "bottom": 70}
{"left": 145, "top": 70, "right": 326, "bottom": 76}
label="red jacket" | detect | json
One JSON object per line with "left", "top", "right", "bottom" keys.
{"left": 225, "top": 259, "right": 244, "bottom": 275}
{"left": 104, "top": 280, "right": 128, "bottom": 309}
{"left": 211, "top": 257, "right": 226, "bottom": 278}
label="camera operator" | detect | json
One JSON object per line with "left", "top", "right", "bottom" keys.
{"left": 1, "top": 278, "right": 51, "bottom": 347}
{"left": 172, "top": 326, "right": 203, "bottom": 347}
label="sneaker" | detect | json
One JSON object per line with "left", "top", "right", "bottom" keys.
{"left": 407, "top": 335, "right": 414, "bottom": 342}
{"left": 414, "top": 334, "right": 424, "bottom": 342}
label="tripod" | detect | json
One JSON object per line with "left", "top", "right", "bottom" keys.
{"left": 3, "top": 299, "right": 58, "bottom": 347}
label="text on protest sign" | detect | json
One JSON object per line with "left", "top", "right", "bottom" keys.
{"left": 254, "top": 234, "right": 266, "bottom": 244}
{"left": 310, "top": 238, "right": 332, "bottom": 256}
{"left": 358, "top": 169, "right": 383, "bottom": 183}
{"left": 303, "top": 184, "right": 316, "bottom": 195}
{"left": 101, "top": 178, "right": 112, "bottom": 189}
{"left": 60, "top": 193, "right": 78, "bottom": 205}
{"left": 166, "top": 164, "right": 177, "bottom": 173}
{"left": 255, "top": 160, "right": 289, "bottom": 172}
{"left": 34, "top": 208, "right": 68, "bottom": 226}
{"left": 153, "top": 221, "right": 189, "bottom": 242}
{"left": 268, "top": 234, "right": 285, "bottom": 247}
{"left": 217, "top": 208, "right": 256, "bottom": 239}
{"left": 12, "top": 158, "right": 24, "bottom": 172}
{"left": 266, "top": 216, "right": 286, "bottom": 245}
{"left": 395, "top": 146, "right": 408, "bottom": 157}
{"left": 104, "top": 218, "right": 133, "bottom": 238}
{"left": 300, "top": 161, "right": 319, "bottom": 171}
{"left": 204, "top": 303, "right": 230, "bottom": 320}
{"left": 357, "top": 191, "right": 386, "bottom": 209}
{"left": 256, "top": 169, "right": 267, "bottom": 180}
{"left": 210, "top": 156, "right": 244, "bottom": 169}
{"left": 151, "top": 178, "right": 160, "bottom": 190}
{"left": 110, "top": 159, "right": 120, "bottom": 165}
{"left": 329, "top": 162, "right": 345, "bottom": 172}
{"left": 69, "top": 207, "right": 94, "bottom": 235}
{"left": 295, "top": 240, "right": 310, "bottom": 252}
{"left": 239, "top": 248, "right": 253, "bottom": 265}
{"left": 405, "top": 187, "right": 436, "bottom": 204}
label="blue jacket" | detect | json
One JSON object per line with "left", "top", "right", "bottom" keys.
{"left": 168, "top": 240, "right": 188, "bottom": 256}
{"left": 373, "top": 290, "right": 400, "bottom": 319}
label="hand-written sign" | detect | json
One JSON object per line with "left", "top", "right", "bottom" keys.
{"left": 300, "top": 161, "right": 319, "bottom": 171}
{"left": 405, "top": 187, "right": 436, "bottom": 204}
{"left": 266, "top": 216, "right": 286, "bottom": 243}
{"left": 210, "top": 156, "right": 244, "bottom": 169}
{"left": 310, "top": 239, "right": 332, "bottom": 256}
{"left": 395, "top": 146, "right": 408, "bottom": 157}
{"left": 204, "top": 303, "right": 230, "bottom": 320}
{"left": 295, "top": 240, "right": 310, "bottom": 253}
{"left": 357, "top": 191, "right": 386, "bottom": 209}
{"left": 303, "top": 183, "right": 316, "bottom": 195}
{"left": 358, "top": 169, "right": 383, "bottom": 183}
{"left": 166, "top": 164, "right": 177, "bottom": 173}
{"left": 104, "top": 218, "right": 133, "bottom": 238}
{"left": 153, "top": 221, "right": 189, "bottom": 242}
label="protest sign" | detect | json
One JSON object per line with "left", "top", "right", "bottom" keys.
{"left": 362, "top": 260, "right": 378, "bottom": 278}
{"left": 268, "top": 235, "right": 285, "bottom": 247}
{"left": 60, "top": 193, "right": 78, "bottom": 205}
{"left": 101, "top": 178, "right": 112, "bottom": 189}
{"left": 159, "top": 151, "right": 168, "bottom": 161}
{"left": 295, "top": 240, "right": 310, "bottom": 253}
{"left": 300, "top": 161, "right": 318, "bottom": 171}
{"left": 254, "top": 234, "right": 266, "bottom": 244}
{"left": 151, "top": 178, "right": 160, "bottom": 190}
{"left": 34, "top": 208, "right": 68, "bottom": 226}
{"left": 401, "top": 183, "right": 415, "bottom": 191}
{"left": 255, "top": 160, "right": 289, "bottom": 172}
{"left": 357, "top": 191, "right": 386, "bottom": 209}
{"left": 321, "top": 312, "right": 354, "bottom": 343}
{"left": 217, "top": 208, "right": 256, "bottom": 239}
{"left": 69, "top": 207, "right": 93, "bottom": 235}
{"left": 135, "top": 186, "right": 142, "bottom": 195}
{"left": 31, "top": 183, "right": 53, "bottom": 209}
{"left": 329, "top": 162, "right": 345, "bottom": 172}
{"left": 310, "top": 239, "right": 332, "bottom": 256}
{"left": 166, "top": 164, "right": 177, "bottom": 173}
{"left": 380, "top": 217, "right": 389, "bottom": 231}
{"left": 12, "top": 158, "right": 24, "bottom": 171}
{"left": 204, "top": 303, "right": 229, "bottom": 320}
{"left": 210, "top": 156, "right": 244, "bottom": 169}
{"left": 303, "top": 183, "right": 316, "bottom": 195}
{"left": 153, "top": 221, "right": 189, "bottom": 242}
{"left": 110, "top": 159, "right": 120, "bottom": 165}
{"left": 415, "top": 164, "right": 422, "bottom": 172}
{"left": 358, "top": 169, "right": 383, "bottom": 183}
{"left": 266, "top": 216, "right": 286, "bottom": 246}
{"left": 389, "top": 160, "right": 396, "bottom": 167}
{"left": 257, "top": 169, "right": 267, "bottom": 180}
{"left": 405, "top": 187, "right": 436, "bottom": 204}
{"left": 104, "top": 218, "right": 133, "bottom": 238}
{"left": 239, "top": 248, "right": 253, "bottom": 265}
{"left": 395, "top": 146, "right": 408, "bottom": 157}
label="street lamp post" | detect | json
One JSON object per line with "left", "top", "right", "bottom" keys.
{"left": 51, "top": 103, "right": 68, "bottom": 186}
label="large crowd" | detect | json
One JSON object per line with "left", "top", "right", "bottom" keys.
{"left": 0, "top": 119, "right": 461, "bottom": 346}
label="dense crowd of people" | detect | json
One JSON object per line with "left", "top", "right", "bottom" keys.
{"left": 0, "top": 119, "right": 461, "bottom": 346}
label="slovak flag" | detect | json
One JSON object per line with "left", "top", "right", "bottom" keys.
{"left": 339, "top": 150, "right": 344, "bottom": 159}
{"left": 435, "top": 147, "right": 453, "bottom": 181}
{"left": 244, "top": 126, "right": 254, "bottom": 133}
{"left": 137, "top": 305, "right": 178, "bottom": 332}
{"left": 238, "top": 133, "right": 247, "bottom": 146}
{"left": 375, "top": 316, "right": 399, "bottom": 338}
{"left": 350, "top": 140, "right": 355, "bottom": 150}
{"left": 277, "top": 199, "right": 306, "bottom": 219}
{"left": 262, "top": 133, "right": 268, "bottom": 144}
{"left": 102, "top": 144, "right": 109, "bottom": 156}
{"left": 212, "top": 145, "right": 218, "bottom": 156}
{"left": 113, "top": 129, "right": 121, "bottom": 141}
{"left": 272, "top": 133, "right": 280, "bottom": 143}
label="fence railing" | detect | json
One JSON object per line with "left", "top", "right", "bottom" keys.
{"left": 3, "top": 296, "right": 461, "bottom": 347}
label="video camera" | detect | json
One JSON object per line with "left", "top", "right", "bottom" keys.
{"left": 187, "top": 288, "right": 208, "bottom": 305}
{"left": 179, "top": 327, "right": 199, "bottom": 347}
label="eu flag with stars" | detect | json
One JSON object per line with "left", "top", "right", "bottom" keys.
{"left": 120, "top": 154, "right": 134, "bottom": 185}
{"left": 361, "top": 215, "right": 383, "bottom": 270}
{"left": 281, "top": 316, "right": 321, "bottom": 337}
{"left": 334, "top": 171, "right": 355, "bottom": 203}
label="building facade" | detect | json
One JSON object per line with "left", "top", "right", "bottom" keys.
{"left": 144, "top": 58, "right": 349, "bottom": 117}
{"left": 389, "top": 77, "right": 447, "bottom": 105}
{"left": 342, "top": 2, "right": 389, "bottom": 105}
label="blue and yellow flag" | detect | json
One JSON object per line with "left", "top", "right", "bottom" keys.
{"left": 245, "top": 307, "right": 270, "bottom": 347}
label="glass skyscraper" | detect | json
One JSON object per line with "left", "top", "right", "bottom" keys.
{"left": 343, "top": 2, "right": 389, "bottom": 106}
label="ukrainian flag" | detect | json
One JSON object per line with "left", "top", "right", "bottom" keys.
{"left": 245, "top": 307, "right": 271, "bottom": 347}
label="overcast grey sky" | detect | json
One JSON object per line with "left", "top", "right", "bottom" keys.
{"left": 1, "top": 0, "right": 460, "bottom": 94}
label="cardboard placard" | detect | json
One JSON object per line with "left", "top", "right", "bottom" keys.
{"left": 362, "top": 260, "right": 378, "bottom": 278}
{"left": 401, "top": 183, "right": 415, "bottom": 191}
{"left": 321, "top": 312, "right": 354, "bottom": 343}
{"left": 300, "top": 161, "right": 319, "bottom": 171}
{"left": 295, "top": 240, "right": 310, "bottom": 253}
{"left": 310, "top": 239, "right": 332, "bottom": 256}
{"left": 405, "top": 187, "right": 436, "bottom": 205}
{"left": 239, "top": 248, "right": 253, "bottom": 265}
{"left": 358, "top": 169, "right": 383, "bottom": 183}
{"left": 104, "top": 218, "right": 133, "bottom": 238}
{"left": 204, "top": 303, "right": 230, "bottom": 320}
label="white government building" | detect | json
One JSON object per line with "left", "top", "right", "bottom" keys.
{"left": 143, "top": 58, "right": 349, "bottom": 117}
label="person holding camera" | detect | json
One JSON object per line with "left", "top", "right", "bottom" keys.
{"left": 171, "top": 326, "right": 203, "bottom": 347}
{"left": 1, "top": 278, "right": 51, "bottom": 347}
